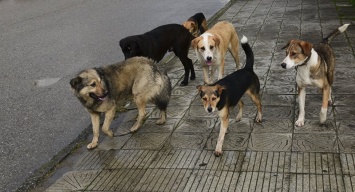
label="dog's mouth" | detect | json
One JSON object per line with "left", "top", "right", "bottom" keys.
{"left": 89, "top": 91, "right": 109, "bottom": 101}
{"left": 206, "top": 60, "right": 213, "bottom": 66}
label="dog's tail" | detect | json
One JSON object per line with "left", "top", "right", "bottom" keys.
{"left": 322, "top": 24, "right": 350, "bottom": 44}
{"left": 241, "top": 35, "right": 254, "bottom": 72}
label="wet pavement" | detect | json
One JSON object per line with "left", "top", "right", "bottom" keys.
{"left": 35, "top": 0, "right": 355, "bottom": 191}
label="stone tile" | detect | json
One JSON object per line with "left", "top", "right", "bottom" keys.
{"left": 123, "top": 133, "right": 170, "bottom": 150}
{"left": 241, "top": 151, "right": 291, "bottom": 173}
{"left": 334, "top": 106, "right": 355, "bottom": 120}
{"left": 337, "top": 120, "right": 355, "bottom": 135}
{"left": 290, "top": 152, "right": 342, "bottom": 175}
{"left": 338, "top": 135, "right": 355, "bottom": 153}
{"left": 292, "top": 133, "right": 338, "bottom": 152}
{"left": 165, "top": 132, "right": 209, "bottom": 149}
{"left": 262, "top": 94, "right": 295, "bottom": 106}
{"left": 261, "top": 106, "right": 294, "bottom": 119}
{"left": 264, "top": 84, "right": 297, "bottom": 94}
{"left": 194, "top": 150, "right": 245, "bottom": 171}
{"left": 213, "top": 118, "right": 252, "bottom": 133}
{"left": 175, "top": 117, "right": 216, "bottom": 133}
{"left": 46, "top": 170, "right": 101, "bottom": 191}
{"left": 114, "top": 119, "right": 179, "bottom": 134}
{"left": 106, "top": 150, "right": 158, "bottom": 169}
{"left": 206, "top": 132, "right": 249, "bottom": 151}
{"left": 149, "top": 105, "right": 189, "bottom": 119}
{"left": 248, "top": 133, "right": 292, "bottom": 151}
{"left": 333, "top": 95, "right": 355, "bottom": 106}
{"left": 253, "top": 119, "right": 293, "bottom": 133}
{"left": 148, "top": 149, "right": 201, "bottom": 169}
{"left": 75, "top": 150, "right": 116, "bottom": 170}
{"left": 293, "top": 120, "right": 336, "bottom": 134}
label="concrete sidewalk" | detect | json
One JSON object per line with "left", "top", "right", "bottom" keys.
{"left": 37, "top": 0, "right": 355, "bottom": 191}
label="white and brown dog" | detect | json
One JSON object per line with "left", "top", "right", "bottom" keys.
{"left": 192, "top": 21, "right": 240, "bottom": 84}
{"left": 281, "top": 24, "right": 349, "bottom": 126}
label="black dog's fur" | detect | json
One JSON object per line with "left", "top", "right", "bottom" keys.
{"left": 186, "top": 12, "right": 207, "bottom": 35}
{"left": 119, "top": 24, "right": 195, "bottom": 86}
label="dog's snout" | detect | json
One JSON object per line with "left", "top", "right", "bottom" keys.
{"left": 207, "top": 106, "right": 213, "bottom": 112}
{"left": 281, "top": 63, "right": 286, "bottom": 69}
{"left": 207, "top": 56, "right": 212, "bottom": 61}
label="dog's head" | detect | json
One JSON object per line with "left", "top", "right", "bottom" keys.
{"left": 70, "top": 69, "right": 109, "bottom": 102}
{"left": 119, "top": 36, "right": 142, "bottom": 59}
{"left": 191, "top": 33, "right": 220, "bottom": 66}
{"left": 280, "top": 39, "right": 313, "bottom": 69}
{"left": 182, "top": 21, "right": 198, "bottom": 37}
{"left": 196, "top": 84, "right": 225, "bottom": 113}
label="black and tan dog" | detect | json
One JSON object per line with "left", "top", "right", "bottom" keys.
{"left": 70, "top": 57, "right": 171, "bottom": 149}
{"left": 197, "top": 36, "right": 262, "bottom": 156}
{"left": 119, "top": 24, "right": 195, "bottom": 86}
{"left": 182, "top": 12, "right": 208, "bottom": 37}
{"left": 281, "top": 24, "right": 349, "bottom": 126}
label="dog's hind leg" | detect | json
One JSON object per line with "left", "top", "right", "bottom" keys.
{"left": 130, "top": 95, "right": 147, "bottom": 132}
{"left": 236, "top": 100, "right": 244, "bottom": 122}
{"left": 320, "top": 85, "right": 330, "bottom": 124}
{"left": 247, "top": 91, "right": 262, "bottom": 123}
{"left": 155, "top": 100, "right": 169, "bottom": 125}
{"left": 215, "top": 107, "right": 229, "bottom": 157}
{"left": 177, "top": 55, "right": 195, "bottom": 86}
{"left": 88, "top": 112, "right": 101, "bottom": 149}
{"left": 101, "top": 107, "right": 115, "bottom": 138}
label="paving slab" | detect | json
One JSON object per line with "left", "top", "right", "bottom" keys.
{"left": 33, "top": 0, "right": 355, "bottom": 191}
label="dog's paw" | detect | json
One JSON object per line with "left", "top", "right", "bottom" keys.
{"left": 130, "top": 123, "right": 141, "bottom": 133}
{"left": 156, "top": 119, "right": 166, "bottom": 125}
{"left": 87, "top": 142, "right": 98, "bottom": 150}
{"left": 180, "top": 81, "right": 188, "bottom": 86}
{"left": 295, "top": 119, "right": 305, "bottom": 127}
{"left": 190, "top": 74, "right": 196, "bottom": 80}
{"left": 104, "top": 130, "right": 114, "bottom": 138}
{"left": 214, "top": 150, "right": 223, "bottom": 157}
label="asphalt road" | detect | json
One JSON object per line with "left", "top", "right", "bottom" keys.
{"left": 0, "top": 0, "right": 228, "bottom": 191}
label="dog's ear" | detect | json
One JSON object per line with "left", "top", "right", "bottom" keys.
{"left": 196, "top": 85, "right": 205, "bottom": 98}
{"left": 216, "top": 84, "right": 226, "bottom": 95}
{"left": 191, "top": 36, "right": 202, "bottom": 49}
{"left": 70, "top": 76, "right": 82, "bottom": 90}
{"left": 212, "top": 36, "right": 220, "bottom": 48}
{"left": 299, "top": 41, "right": 313, "bottom": 57}
{"left": 281, "top": 40, "right": 292, "bottom": 50}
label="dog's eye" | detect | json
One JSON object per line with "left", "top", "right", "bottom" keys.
{"left": 212, "top": 97, "right": 217, "bottom": 101}
{"left": 290, "top": 52, "right": 296, "bottom": 57}
{"left": 202, "top": 97, "right": 207, "bottom": 101}
{"left": 201, "top": 47, "right": 205, "bottom": 51}
{"left": 90, "top": 82, "right": 96, "bottom": 87}
{"left": 210, "top": 45, "right": 214, "bottom": 50}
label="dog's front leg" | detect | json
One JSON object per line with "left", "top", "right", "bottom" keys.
{"left": 295, "top": 87, "right": 306, "bottom": 126}
{"left": 88, "top": 112, "right": 100, "bottom": 149}
{"left": 215, "top": 107, "right": 229, "bottom": 157}
{"left": 203, "top": 66, "right": 211, "bottom": 84}
{"left": 101, "top": 107, "right": 115, "bottom": 138}
{"left": 218, "top": 60, "right": 225, "bottom": 80}
{"left": 320, "top": 86, "right": 330, "bottom": 124}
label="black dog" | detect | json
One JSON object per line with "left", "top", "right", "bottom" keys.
{"left": 119, "top": 24, "right": 195, "bottom": 86}
{"left": 196, "top": 36, "right": 262, "bottom": 156}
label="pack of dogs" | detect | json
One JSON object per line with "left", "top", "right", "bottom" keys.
{"left": 70, "top": 11, "right": 350, "bottom": 156}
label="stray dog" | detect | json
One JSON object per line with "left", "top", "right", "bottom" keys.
{"left": 197, "top": 36, "right": 262, "bottom": 156}
{"left": 281, "top": 24, "right": 350, "bottom": 126}
{"left": 119, "top": 24, "right": 195, "bottom": 86}
{"left": 182, "top": 12, "right": 208, "bottom": 37}
{"left": 70, "top": 57, "right": 171, "bottom": 149}
{"left": 192, "top": 21, "right": 240, "bottom": 84}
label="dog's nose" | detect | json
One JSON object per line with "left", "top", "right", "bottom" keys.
{"left": 207, "top": 106, "right": 213, "bottom": 112}
{"left": 207, "top": 56, "right": 212, "bottom": 61}
{"left": 281, "top": 63, "right": 286, "bottom": 69}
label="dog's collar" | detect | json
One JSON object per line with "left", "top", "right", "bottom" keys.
{"left": 295, "top": 52, "right": 312, "bottom": 69}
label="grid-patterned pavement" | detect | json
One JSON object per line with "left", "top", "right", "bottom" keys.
{"left": 42, "top": 0, "right": 355, "bottom": 191}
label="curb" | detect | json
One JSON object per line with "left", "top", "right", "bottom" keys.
{"left": 15, "top": 1, "right": 237, "bottom": 192}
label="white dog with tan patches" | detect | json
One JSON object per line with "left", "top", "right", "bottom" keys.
{"left": 192, "top": 21, "right": 240, "bottom": 84}
{"left": 280, "top": 24, "right": 349, "bottom": 126}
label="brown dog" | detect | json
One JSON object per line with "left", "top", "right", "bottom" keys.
{"left": 192, "top": 21, "right": 240, "bottom": 84}
{"left": 70, "top": 57, "right": 171, "bottom": 149}
{"left": 182, "top": 12, "right": 208, "bottom": 37}
{"left": 281, "top": 24, "right": 349, "bottom": 126}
